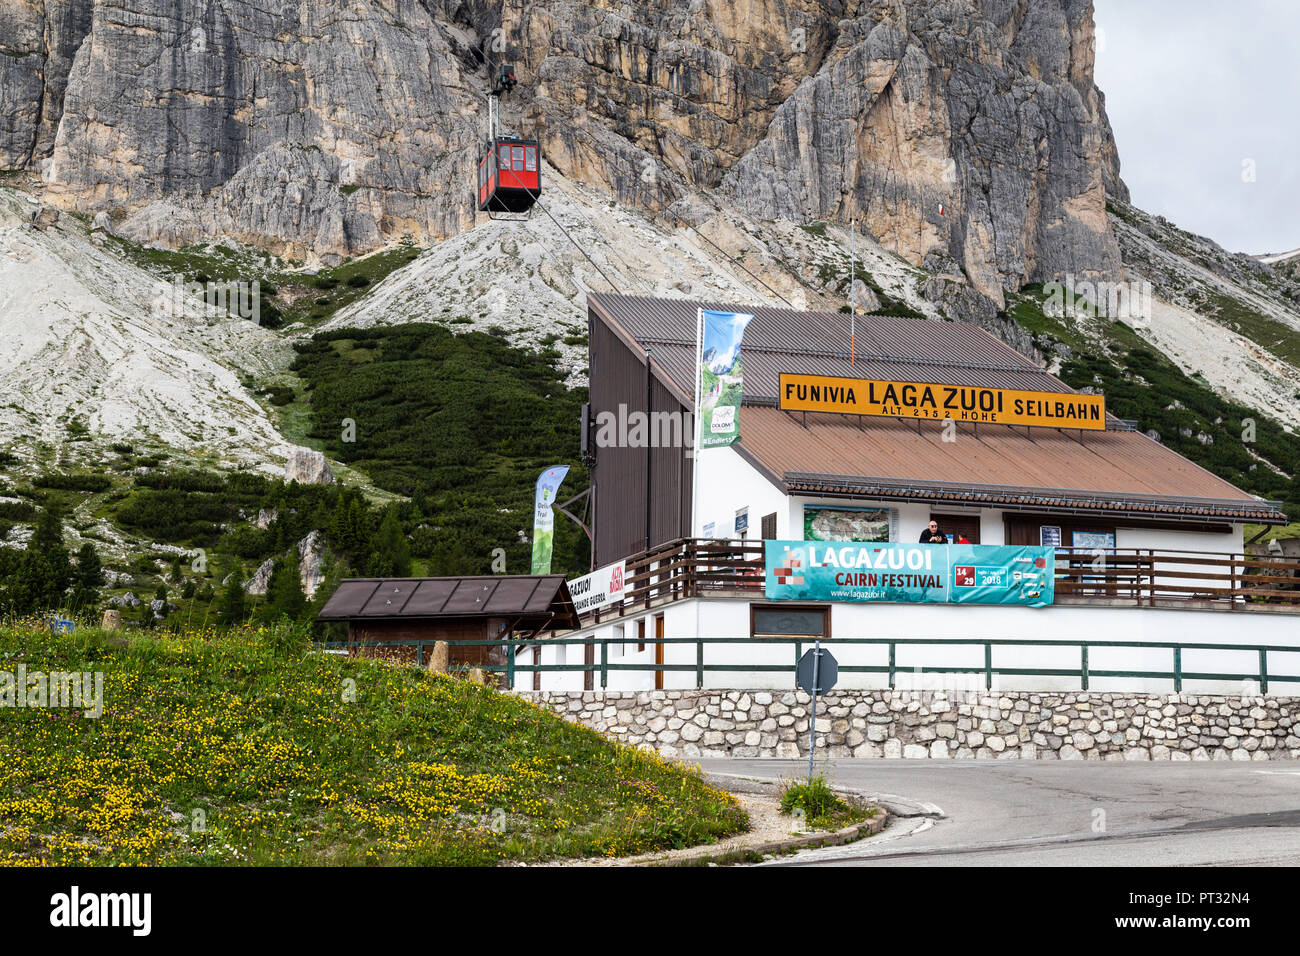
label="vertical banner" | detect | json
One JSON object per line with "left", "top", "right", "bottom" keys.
{"left": 530, "top": 465, "right": 569, "bottom": 574}
{"left": 698, "top": 310, "right": 755, "bottom": 448}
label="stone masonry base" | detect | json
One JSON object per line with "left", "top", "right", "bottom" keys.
{"left": 518, "top": 690, "right": 1300, "bottom": 760}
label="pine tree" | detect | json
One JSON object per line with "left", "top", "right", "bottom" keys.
{"left": 264, "top": 556, "right": 307, "bottom": 622}
{"left": 69, "top": 543, "right": 104, "bottom": 612}
{"left": 217, "top": 572, "right": 247, "bottom": 627}
{"left": 11, "top": 508, "right": 72, "bottom": 612}
{"left": 367, "top": 507, "right": 411, "bottom": 578}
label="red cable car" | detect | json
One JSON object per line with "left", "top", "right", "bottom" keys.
{"left": 477, "top": 136, "right": 542, "bottom": 216}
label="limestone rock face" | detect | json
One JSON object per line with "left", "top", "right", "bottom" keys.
{"left": 2, "top": 0, "right": 1128, "bottom": 297}
{"left": 245, "top": 558, "right": 274, "bottom": 596}
{"left": 720, "top": 0, "right": 1125, "bottom": 308}
{"left": 296, "top": 530, "right": 326, "bottom": 599}
{"left": 6, "top": 0, "right": 482, "bottom": 260}
{"left": 285, "top": 448, "right": 333, "bottom": 486}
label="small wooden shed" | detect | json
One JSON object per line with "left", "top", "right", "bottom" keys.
{"left": 317, "top": 575, "right": 578, "bottom": 671}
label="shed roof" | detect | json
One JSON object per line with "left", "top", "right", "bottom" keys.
{"left": 318, "top": 575, "right": 579, "bottom": 628}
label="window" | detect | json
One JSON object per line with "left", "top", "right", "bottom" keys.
{"left": 512, "top": 145, "right": 525, "bottom": 170}
{"left": 750, "top": 604, "right": 829, "bottom": 639}
{"left": 761, "top": 512, "right": 777, "bottom": 540}
{"left": 498, "top": 144, "right": 510, "bottom": 169}
{"left": 637, "top": 618, "right": 646, "bottom": 652}
{"left": 929, "top": 512, "right": 979, "bottom": 544}
{"left": 525, "top": 146, "right": 538, "bottom": 171}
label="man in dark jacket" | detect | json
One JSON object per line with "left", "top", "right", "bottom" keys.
{"left": 919, "top": 519, "right": 948, "bottom": 543}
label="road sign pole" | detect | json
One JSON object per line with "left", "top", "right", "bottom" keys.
{"left": 807, "top": 640, "right": 820, "bottom": 780}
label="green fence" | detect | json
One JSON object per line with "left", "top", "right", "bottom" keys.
{"left": 317, "top": 636, "right": 1300, "bottom": 694}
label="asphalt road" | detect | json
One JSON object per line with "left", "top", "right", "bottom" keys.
{"left": 699, "top": 759, "right": 1300, "bottom": 866}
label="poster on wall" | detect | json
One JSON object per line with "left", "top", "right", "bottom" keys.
{"left": 1071, "top": 530, "right": 1116, "bottom": 551}
{"left": 1040, "top": 526, "right": 1063, "bottom": 547}
{"left": 803, "top": 506, "right": 897, "bottom": 543}
{"left": 765, "top": 540, "right": 1055, "bottom": 607}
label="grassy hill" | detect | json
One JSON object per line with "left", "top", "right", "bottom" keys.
{"left": 0, "top": 625, "right": 746, "bottom": 865}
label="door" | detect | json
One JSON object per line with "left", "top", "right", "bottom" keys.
{"left": 583, "top": 640, "right": 595, "bottom": 691}
{"left": 930, "top": 512, "right": 981, "bottom": 544}
{"left": 654, "top": 614, "right": 665, "bottom": 690}
{"left": 532, "top": 646, "right": 541, "bottom": 692}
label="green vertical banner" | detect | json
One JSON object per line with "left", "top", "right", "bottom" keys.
{"left": 531, "top": 465, "right": 570, "bottom": 574}
{"left": 698, "top": 310, "right": 754, "bottom": 448}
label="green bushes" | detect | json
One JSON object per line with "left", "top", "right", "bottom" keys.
{"left": 290, "top": 323, "right": 590, "bottom": 576}
{"left": 1059, "top": 324, "right": 1300, "bottom": 515}
{"left": 33, "top": 473, "right": 112, "bottom": 492}
{"left": 779, "top": 775, "right": 873, "bottom": 832}
{"left": 780, "top": 775, "right": 843, "bottom": 821}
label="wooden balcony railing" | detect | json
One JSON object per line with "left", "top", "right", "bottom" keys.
{"left": 582, "top": 539, "right": 1300, "bottom": 624}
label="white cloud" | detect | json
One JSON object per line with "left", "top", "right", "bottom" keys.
{"left": 1094, "top": 0, "right": 1300, "bottom": 254}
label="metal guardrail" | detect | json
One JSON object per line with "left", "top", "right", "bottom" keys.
{"left": 318, "top": 636, "right": 1300, "bottom": 694}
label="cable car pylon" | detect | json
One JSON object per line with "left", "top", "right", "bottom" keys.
{"left": 476, "top": 63, "right": 541, "bottom": 220}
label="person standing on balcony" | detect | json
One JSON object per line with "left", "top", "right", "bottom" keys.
{"left": 919, "top": 519, "right": 948, "bottom": 543}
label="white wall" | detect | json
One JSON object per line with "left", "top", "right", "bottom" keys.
{"left": 980, "top": 509, "right": 1007, "bottom": 545}
{"left": 693, "top": 444, "right": 787, "bottom": 538}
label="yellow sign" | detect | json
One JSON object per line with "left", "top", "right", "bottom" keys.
{"left": 778, "top": 373, "right": 1106, "bottom": 430}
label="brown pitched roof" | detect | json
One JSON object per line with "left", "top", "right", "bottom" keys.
{"left": 589, "top": 293, "right": 1287, "bottom": 525}
{"left": 588, "top": 292, "right": 1082, "bottom": 405}
{"left": 318, "top": 575, "right": 579, "bottom": 627}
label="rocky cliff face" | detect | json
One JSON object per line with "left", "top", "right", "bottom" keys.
{"left": 3, "top": 0, "right": 485, "bottom": 262}
{"left": 1, "top": 0, "right": 1127, "bottom": 301}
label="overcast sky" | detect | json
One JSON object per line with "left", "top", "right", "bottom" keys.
{"left": 1093, "top": 0, "right": 1299, "bottom": 255}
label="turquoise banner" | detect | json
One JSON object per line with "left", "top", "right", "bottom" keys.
{"left": 765, "top": 541, "right": 1054, "bottom": 607}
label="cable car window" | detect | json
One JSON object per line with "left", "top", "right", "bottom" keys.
{"left": 525, "top": 146, "right": 537, "bottom": 171}
{"left": 512, "top": 145, "right": 525, "bottom": 170}
{"left": 498, "top": 145, "right": 510, "bottom": 169}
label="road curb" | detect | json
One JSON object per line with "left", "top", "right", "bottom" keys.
{"left": 651, "top": 778, "right": 888, "bottom": 867}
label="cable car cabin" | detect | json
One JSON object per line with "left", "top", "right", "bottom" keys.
{"left": 477, "top": 137, "right": 542, "bottom": 215}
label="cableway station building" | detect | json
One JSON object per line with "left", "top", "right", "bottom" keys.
{"left": 506, "top": 294, "right": 1297, "bottom": 695}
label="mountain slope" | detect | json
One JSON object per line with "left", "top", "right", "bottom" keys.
{"left": 0, "top": 188, "right": 290, "bottom": 470}
{"left": 3, "top": 0, "right": 1127, "bottom": 308}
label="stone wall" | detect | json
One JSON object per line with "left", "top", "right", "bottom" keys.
{"left": 519, "top": 690, "right": 1300, "bottom": 761}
